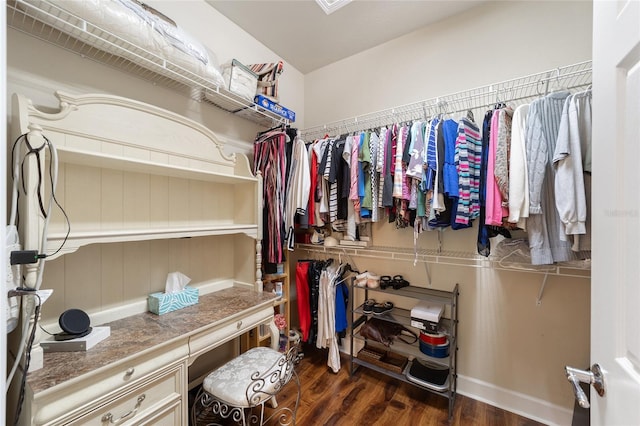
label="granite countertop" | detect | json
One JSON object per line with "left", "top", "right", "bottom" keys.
{"left": 28, "top": 286, "right": 277, "bottom": 394}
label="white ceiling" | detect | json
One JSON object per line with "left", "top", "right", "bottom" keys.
{"left": 205, "top": 0, "right": 486, "bottom": 74}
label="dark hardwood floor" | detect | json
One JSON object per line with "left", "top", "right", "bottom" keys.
{"left": 270, "top": 344, "right": 547, "bottom": 426}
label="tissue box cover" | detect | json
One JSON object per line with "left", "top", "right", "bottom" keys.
{"left": 148, "top": 286, "right": 199, "bottom": 315}
{"left": 254, "top": 95, "right": 296, "bottom": 122}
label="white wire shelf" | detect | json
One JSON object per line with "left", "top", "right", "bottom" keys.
{"left": 301, "top": 60, "right": 592, "bottom": 140}
{"left": 295, "top": 244, "right": 591, "bottom": 279}
{"left": 7, "top": 0, "right": 288, "bottom": 128}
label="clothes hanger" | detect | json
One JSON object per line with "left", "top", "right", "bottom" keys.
{"left": 492, "top": 87, "right": 506, "bottom": 110}
{"left": 422, "top": 103, "right": 429, "bottom": 122}
{"left": 546, "top": 68, "right": 568, "bottom": 94}
{"left": 466, "top": 109, "right": 475, "bottom": 121}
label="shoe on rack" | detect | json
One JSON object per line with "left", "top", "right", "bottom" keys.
{"left": 354, "top": 272, "right": 368, "bottom": 287}
{"left": 380, "top": 275, "right": 392, "bottom": 289}
{"left": 392, "top": 275, "right": 410, "bottom": 289}
{"left": 366, "top": 273, "right": 380, "bottom": 288}
{"left": 372, "top": 301, "right": 394, "bottom": 315}
{"left": 363, "top": 299, "right": 376, "bottom": 314}
{"left": 310, "top": 228, "right": 325, "bottom": 245}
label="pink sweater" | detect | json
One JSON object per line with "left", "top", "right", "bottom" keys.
{"left": 485, "top": 110, "right": 506, "bottom": 226}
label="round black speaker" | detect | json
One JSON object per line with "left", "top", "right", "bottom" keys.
{"left": 58, "top": 308, "right": 90, "bottom": 335}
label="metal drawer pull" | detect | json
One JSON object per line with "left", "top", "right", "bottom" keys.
{"left": 124, "top": 367, "right": 135, "bottom": 377}
{"left": 236, "top": 320, "right": 242, "bottom": 329}
{"left": 101, "top": 394, "right": 146, "bottom": 424}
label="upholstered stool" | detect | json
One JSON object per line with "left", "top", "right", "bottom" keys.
{"left": 191, "top": 346, "right": 300, "bottom": 425}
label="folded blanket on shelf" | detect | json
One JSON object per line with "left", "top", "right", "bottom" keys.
{"left": 17, "top": 0, "right": 225, "bottom": 88}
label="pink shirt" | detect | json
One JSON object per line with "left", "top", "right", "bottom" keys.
{"left": 485, "top": 110, "right": 505, "bottom": 226}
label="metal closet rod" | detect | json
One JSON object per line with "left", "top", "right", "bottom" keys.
{"left": 301, "top": 60, "right": 592, "bottom": 140}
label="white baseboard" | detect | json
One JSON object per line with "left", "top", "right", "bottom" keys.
{"left": 457, "top": 374, "right": 574, "bottom": 426}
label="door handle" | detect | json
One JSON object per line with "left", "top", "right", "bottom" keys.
{"left": 565, "top": 364, "right": 605, "bottom": 408}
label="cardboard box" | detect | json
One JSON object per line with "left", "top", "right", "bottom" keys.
{"left": 254, "top": 95, "right": 296, "bottom": 122}
{"left": 357, "top": 346, "right": 408, "bottom": 374}
{"left": 148, "top": 286, "right": 199, "bottom": 315}
{"left": 410, "top": 301, "right": 444, "bottom": 332}
{"left": 411, "top": 301, "right": 443, "bottom": 322}
{"left": 411, "top": 318, "right": 440, "bottom": 333}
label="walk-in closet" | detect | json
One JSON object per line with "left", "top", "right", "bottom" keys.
{"left": 4, "top": 1, "right": 639, "bottom": 425}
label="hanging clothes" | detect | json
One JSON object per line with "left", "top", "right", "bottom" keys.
{"left": 350, "top": 133, "right": 361, "bottom": 220}
{"left": 407, "top": 121, "right": 425, "bottom": 222}
{"left": 477, "top": 109, "right": 511, "bottom": 257}
{"left": 553, "top": 89, "right": 592, "bottom": 252}
{"left": 424, "top": 118, "right": 439, "bottom": 192}
{"left": 382, "top": 124, "right": 396, "bottom": 208}
{"left": 393, "top": 124, "right": 410, "bottom": 227}
{"left": 443, "top": 118, "right": 460, "bottom": 199}
{"left": 427, "top": 119, "right": 455, "bottom": 228}
{"left": 335, "top": 272, "right": 349, "bottom": 336}
{"left": 376, "top": 126, "right": 388, "bottom": 209}
{"left": 332, "top": 137, "right": 349, "bottom": 228}
{"left": 358, "top": 132, "right": 371, "bottom": 219}
{"left": 406, "top": 121, "right": 425, "bottom": 179}
{"left": 296, "top": 79, "right": 592, "bottom": 267}
{"left": 342, "top": 135, "right": 357, "bottom": 240}
{"left": 444, "top": 117, "right": 468, "bottom": 230}
{"left": 306, "top": 259, "right": 323, "bottom": 345}
{"left": 331, "top": 137, "right": 349, "bottom": 231}
{"left": 485, "top": 109, "right": 504, "bottom": 226}
{"left": 254, "top": 129, "right": 287, "bottom": 264}
{"left": 369, "top": 131, "right": 380, "bottom": 222}
{"left": 454, "top": 113, "right": 481, "bottom": 226}
{"left": 315, "top": 260, "right": 346, "bottom": 373}
{"left": 314, "top": 138, "right": 331, "bottom": 225}
{"left": 295, "top": 260, "right": 312, "bottom": 342}
{"left": 494, "top": 107, "right": 514, "bottom": 215}
{"left": 305, "top": 141, "right": 318, "bottom": 228}
{"left": 284, "top": 135, "right": 310, "bottom": 251}
{"left": 507, "top": 103, "right": 530, "bottom": 229}
{"left": 525, "top": 91, "right": 577, "bottom": 265}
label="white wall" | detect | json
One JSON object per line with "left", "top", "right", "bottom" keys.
{"left": 305, "top": 0, "right": 592, "bottom": 126}
{"left": 302, "top": 1, "right": 593, "bottom": 425}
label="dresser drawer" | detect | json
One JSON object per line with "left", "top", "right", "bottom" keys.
{"left": 69, "top": 362, "right": 184, "bottom": 425}
{"left": 189, "top": 306, "right": 273, "bottom": 360}
{"left": 129, "top": 398, "right": 182, "bottom": 426}
{"left": 32, "top": 344, "right": 188, "bottom": 425}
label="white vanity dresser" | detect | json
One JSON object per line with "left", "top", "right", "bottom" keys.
{"left": 9, "top": 91, "right": 274, "bottom": 425}
{"left": 24, "top": 288, "right": 276, "bottom": 425}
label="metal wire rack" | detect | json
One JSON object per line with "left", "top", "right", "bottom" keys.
{"left": 296, "top": 244, "right": 591, "bottom": 279}
{"left": 6, "top": 0, "right": 289, "bottom": 128}
{"left": 301, "top": 60, "right": 592, "bottom": 140}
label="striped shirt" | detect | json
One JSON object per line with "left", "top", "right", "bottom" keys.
{"left": 454, "top": 117, "right": 482, "bottom": 225}
{"left": 393, "top": 124, "right": 406, "bottom": 198}
{"left": 424, "top": 118, "right": 440, "bottom": 190}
